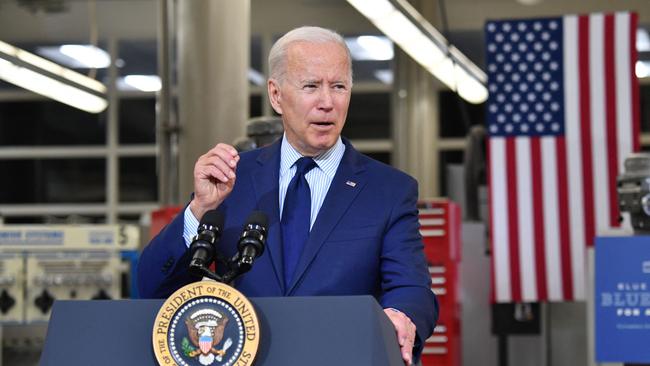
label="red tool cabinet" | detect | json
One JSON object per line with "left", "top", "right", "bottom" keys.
{"left": 418, "top": 199, "right": 461, "bottom": 366}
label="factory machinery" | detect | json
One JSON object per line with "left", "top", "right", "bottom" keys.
{"left": 0, "top": 224, "right": 140, "bottom": 362}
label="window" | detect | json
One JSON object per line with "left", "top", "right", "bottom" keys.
{"left": 0, "top": 100, "right": 105, "bottom": 145}
{"left": 119, "top": 98, "right": 156, "bottom": 144}
{"left": 0, "top": 159, "right": 106, "bottom": 204}
{"left": 344, "top": 93, "right": 391, "bottom": 140}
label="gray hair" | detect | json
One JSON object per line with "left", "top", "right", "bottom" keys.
{"left": 268, "top": 26, "right": 353, "bottom": 83}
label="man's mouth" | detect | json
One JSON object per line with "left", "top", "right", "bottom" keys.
{"left": 312, "top": 121, "right": 335, "bottom": 127}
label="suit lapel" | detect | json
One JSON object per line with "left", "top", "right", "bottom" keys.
{"left": 250, "top": 140, "right": 285, "bottom": 293}
{"left": 287, "top": 142, "right": 367, "bottom": 294}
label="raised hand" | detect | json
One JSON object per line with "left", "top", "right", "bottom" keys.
{"left": 190, "top": 143, "right": 240, "bottom": 220}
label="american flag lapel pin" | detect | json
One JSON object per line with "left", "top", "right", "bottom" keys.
{"left": 345, "top": 180, "right": 357, "bottom": 187}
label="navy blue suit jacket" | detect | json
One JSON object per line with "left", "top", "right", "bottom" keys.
{"left": 137, "top": 139, "right": 438, "bottom": 353}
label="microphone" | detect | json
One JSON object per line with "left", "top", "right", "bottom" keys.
{"left": 236, "top": 211, "right": 268, "bottom": 272}
{"left": 189, "top": 210, "right": 225, "bottom": 278}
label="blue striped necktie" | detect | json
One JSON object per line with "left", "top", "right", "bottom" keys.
{"left": 281, "top": 156, "right": 317, "bottom": 287}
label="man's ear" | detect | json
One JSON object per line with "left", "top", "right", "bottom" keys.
{"left": 267, "top": 79, "right": 283, "bottom": 115}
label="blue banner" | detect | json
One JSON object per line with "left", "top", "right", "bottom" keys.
{"left": 595, "top": 236, "right": 650, "bottom": 363}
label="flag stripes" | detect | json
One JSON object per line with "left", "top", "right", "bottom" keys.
{"left": 486, "top": 13, "right": 639, "bottom": 302}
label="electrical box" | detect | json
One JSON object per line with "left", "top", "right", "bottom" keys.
{"left": 25, "top": 251, "right": 123, "bottom": 323}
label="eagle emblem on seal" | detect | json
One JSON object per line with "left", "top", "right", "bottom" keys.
{"left": 182, "top": 309, "right": 232, "bottom": 365}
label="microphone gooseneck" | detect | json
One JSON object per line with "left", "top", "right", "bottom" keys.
{"left": 188, "top": 210, "right": 225, "bottom": 279}
{"left": 237, "top": 211, "right": 268, "bottom": 268}
{"left": 221, "top": 211, "right": 269, "bottom": 283}
{"left": 188, "top": 210, "right": 269, "bottom": 284}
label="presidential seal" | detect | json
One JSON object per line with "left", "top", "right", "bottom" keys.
{"left": 153, "top": 281, "right": 260, "bottom": 366}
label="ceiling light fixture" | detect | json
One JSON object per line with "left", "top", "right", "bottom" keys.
{"left": 37, "top": 44, "right": 111, "bottom": 69}
{"left": 123, "top": 74, "right": 162, "bottom": 92}
{"left": 58, "top": 45, "right": 111, "bottom": 69}
{"left": 636, "top": 61, "right": 650, "bottom": 79}
{"left": 374, "top": 69, "right": 394, "bottom": 84}
{"left": 637, "top": 28, "right": 650, "bottom": 52}
{"left": 346, "top": 36, "right": 394, "bottom": 61}
{"left": 346, "top": 0, "right": 488, "bottom": 103}
{"left": 0, "top": 40, "right": 107, "bottom": 113}
{"left": 248, "top": 68, "right": 266, "bottom": 86}
{"left": 516, "top": 0, "right": 543, "bottom": 5}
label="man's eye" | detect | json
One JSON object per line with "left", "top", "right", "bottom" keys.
{"left": 303, "top": 84, "right": 317, "bottom": 89}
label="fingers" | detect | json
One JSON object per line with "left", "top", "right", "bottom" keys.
{"left": 196, "top": 143, "right": 239, "bottom": 182}
{"left": 384, "top": 308, "right": 416, "bottom": 366}
{"left": 191, "top": 143, "right": 240, "bottom": 218}
{"left": 398, "top": 321, "right": 416, "bottom": 366}
{"left": 205, "top": 143, "right": 239, "bottom": 165}
{"left": 197, "top": 156, "right": 235, "bottom": 183}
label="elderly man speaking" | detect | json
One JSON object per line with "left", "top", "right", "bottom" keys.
{"left": 138, "top": 26, "right": 438, "bottom": 365}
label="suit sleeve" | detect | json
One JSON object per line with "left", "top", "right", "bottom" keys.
{"left": 378, "top": 177, "right": 439, "bottom": 360}
{"left": 137, "top": 206, "right": 195, "bottom": 298}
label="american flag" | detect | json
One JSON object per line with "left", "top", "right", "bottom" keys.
{"left": 486, "top": 13, "right": 640, "bottom": 303}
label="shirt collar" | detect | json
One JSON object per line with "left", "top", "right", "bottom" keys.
{"left": 280, "top": 134, "right": 345, "bottom": 179}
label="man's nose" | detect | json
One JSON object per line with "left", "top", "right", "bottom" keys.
{"left": 317, "top": 88, "right": 334, "bottom": 111}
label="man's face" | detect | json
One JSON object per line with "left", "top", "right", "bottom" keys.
{"left": 268, "top": 41, "right": 352, "bottom": 156}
